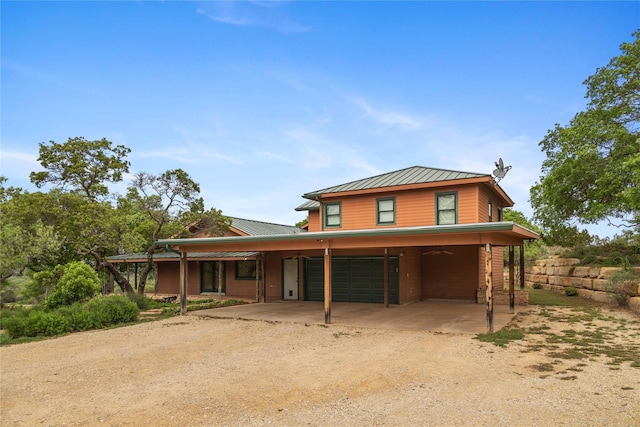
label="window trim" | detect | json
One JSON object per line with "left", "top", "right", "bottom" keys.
{"left": 376, "top": 197, "right": 396, "bottom": 225}
{"left": 435, "top": 192, "right": 458, "bottom": 225}
{"left": 235, "top": 260, "right": 257, "bottom": 280}
{"left": 323, "top": 201, "right": 342, "bottom": 229}
{"left": 488, "top": 200, "right": 493, "bottom": 222}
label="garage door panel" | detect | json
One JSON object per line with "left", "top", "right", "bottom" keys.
{"left": 305, "top": 257, "right": 398, "bottom": 304}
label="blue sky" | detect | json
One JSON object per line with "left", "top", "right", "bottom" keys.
{"left": 1, "top": 1, "right": 638, "bottom": 236}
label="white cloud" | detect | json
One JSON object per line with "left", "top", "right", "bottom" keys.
{"left": 196, "top": 1, "right": 310, "bottom": 33}
{"left": 352, "top": 98, "right": 426, "bottom": 132}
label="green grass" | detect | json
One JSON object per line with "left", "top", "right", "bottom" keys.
{"left": 476, "top": 288, "right": 640, "bottom": 372}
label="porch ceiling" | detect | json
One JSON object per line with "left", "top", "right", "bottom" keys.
{"left": 157, "top": 222, "right": 538, "bottom": 253}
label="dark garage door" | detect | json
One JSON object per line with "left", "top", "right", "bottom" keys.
{"left": 305, "top": 257, "right": 399, "bottom": 304}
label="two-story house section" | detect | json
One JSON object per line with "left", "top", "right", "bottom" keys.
{"left": 151, "top": 165, "right": 538, "bottom": 313}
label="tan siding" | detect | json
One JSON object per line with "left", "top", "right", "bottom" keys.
{"left": 156, "top": 263, "right": 179, "bottom": 295}
{"left": 422, "top": 246, "right": 479, "bottom": 300}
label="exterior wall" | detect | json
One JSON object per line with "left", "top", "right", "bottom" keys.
{"left": 478, "top": 185, "right": 506, "bottom": 223}
{"left": 319, "top": 184, "right": 483, "bottom": 231}
{"left": 156, "top": 260, "right": 261, "bottom": 300}
{"left": 399, "top": 247, "right": 422, "bottom": 303}
{"left": 265, "top": 252, "right": 283, "bottom": 302}
{"left": 422, "top": 246, "right": 479, "bottom": 300}
{"left": 307, "top": 211, "right": 321, "bottom": 232}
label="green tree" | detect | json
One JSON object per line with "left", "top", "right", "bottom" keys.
{"left": 42, "top": 262, "right": 100, "bottom": 309}
{"left": 30, "top": 137, "right": 130, "bottom": 199}
{"left": 28, "top": 138, "right": 135, "bottom": 293}
{"left": 530, "top": 31, "right": 640, "bottom": 237}
{"left": 0, "top": 178, "right": 64, "bottom": 280}
{"left": 127, "top": 169, "right": 230, "bottom": 294}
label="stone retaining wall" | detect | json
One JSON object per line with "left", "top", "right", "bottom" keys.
{"left": 524, "top": 258, "right": 640, "bottom": 313}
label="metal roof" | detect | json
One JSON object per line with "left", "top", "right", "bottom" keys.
{"left": 302, "top": 166, "right": 488, "bottom": 199}
{"left": 294, "top": 200, "right": 320, "bottom": 212}
{"left": 108, "top": 251, "right": 260, "bottom": 263}
{"left": 230, "top": 217, "right": 304, "bottom": 236}
{"left": 158, "top": 221, "right": 539, "bottom": 248}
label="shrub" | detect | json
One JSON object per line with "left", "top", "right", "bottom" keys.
{"left": 2, "top": 296, "right": 139, "bottom": 339}
{"left": 126, "top": 292, "right": 152, "bottom": 310}
{"left": 532, "top": 283, "right": 543, "bottom": 289}
{"left": 86, "top": 295, "right": 139, "bottom": 326}
{"left": 565, "top": 286, "right": 578, "bottom": 297}
{"left": 43, "top": 262, "right": 100, "bottom": 309}
{"left": 605, "top": 258, "right": 638, "bottom": 306}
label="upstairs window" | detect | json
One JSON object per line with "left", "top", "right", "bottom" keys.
{"left": 488, "top": 200, "right": 493, "bottom": 222}
{"left": 497, "top": 207, "right": 503, "bottom": 222}
{"left": 324, "top": 202, "right": 341, "bottom": 228}
{"left": 436, "top": 192, "right": 457, "bottom": 225}
{"left": 377, "top": 197, "right": 396, "bottom": 225}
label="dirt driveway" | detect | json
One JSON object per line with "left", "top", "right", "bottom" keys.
{"left": 1, "top": 305, "right": 639, "bottom": 426}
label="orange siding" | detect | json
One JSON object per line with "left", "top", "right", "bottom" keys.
{"left": 422, "top": 246, "right": 479, "bottom": 300}
{"left": 319, "top": 184, "right": 485, "bottom": 231}
{"left": 265, "top": 253, "right": 283, "bottom": 302}
{"left": 307, "top": 211, "right": 321, "bottom": 232}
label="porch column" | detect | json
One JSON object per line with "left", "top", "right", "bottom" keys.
{"left": 324, "top": 248, "right": 332, "bottom": 324}
{"left": 485, "top": 243, "right": 493, "bottom": 333}
{"left": 519, "top": 243, "right": 525, "bottom": 290}
{"left": 383, "top": 248, "right": 389, "bottom": 308}
{"left": 217, "top": 260, "right": 223, "bottom": 300}
{"left": 509, "top": 245, "right": 515, "bottom": 314}
{"left": 179, "top": 251, "right": 188, "bottom": 315}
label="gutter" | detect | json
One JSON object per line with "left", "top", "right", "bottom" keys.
{"left": 156, "top": 222, "right": 539, "bottom": 247}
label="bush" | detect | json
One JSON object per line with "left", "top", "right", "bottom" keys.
{"left": 532, "top": 283, "right": 543, "bottom": 289}
{"left": 605, "top": 259, "right": 638, "bottom": 306}
{"left": 1, "top": 296, "right": 139, "bottom": 339}
{"left": 565, "top": 286, "right": 578, "bottom": 297}
{"left": 126, "top": 292, "right": 152, "bottom": 310}
{"left": 43, "top": 262, "right": 100, "bottom": 309}
{"left": 87, "top": 295, "right": 139, "bottom": 325}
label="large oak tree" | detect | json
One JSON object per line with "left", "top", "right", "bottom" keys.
{"left": 530, "top": 31, "right": 640, "bottom": 241}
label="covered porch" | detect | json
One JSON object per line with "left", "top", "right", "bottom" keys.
{"left": 189, "top": 300, "right": 522, "bottom": 334}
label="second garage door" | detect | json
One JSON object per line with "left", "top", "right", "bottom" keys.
{"left": 305, "top": 257, "right": 399, "bottom": 304}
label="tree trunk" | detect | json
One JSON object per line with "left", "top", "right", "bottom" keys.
{"left": 90, "top": 252, "right": 134, "bottom": 293}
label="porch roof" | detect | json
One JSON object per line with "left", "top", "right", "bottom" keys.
{"left": 157, "top": 221, "right": 539, "bottom": 253}
{"left": 108, "top": 251, "right": 259, "bottom": 263}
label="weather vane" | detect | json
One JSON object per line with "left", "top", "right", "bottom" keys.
{"left": 492, "top": 158, "right": 512, "bottom": 183}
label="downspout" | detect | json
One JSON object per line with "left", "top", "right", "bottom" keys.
{"left": 165, "top": 244, "right": 188, "bottom": 315}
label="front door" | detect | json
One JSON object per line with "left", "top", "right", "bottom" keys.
{"left": 283, "top": 258, "right": 298, "bottom": 300}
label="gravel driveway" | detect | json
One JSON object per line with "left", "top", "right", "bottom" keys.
{"left": 1, "top": 305, "right": 639, "bottom": 426}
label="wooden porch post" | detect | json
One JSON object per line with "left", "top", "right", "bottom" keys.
{"left": 509, "top": 245, "right": 515, "bottom": 314}
{"left": 217, "top": 260, "right": 223, "bottom": 300}
{"left": 180, "top": 251, "right": 188, "bottom": 315}
{"left": 485, "top": 243, "right": 493, "bottom": 333}
{"left": 324, "top": 248, "right": 332, "bottom": 324}
{"left": 519, "top": 243, "right": 525, "bottom": 290}
{"left": 383, "top": 248, "right": 389, "bottom": 308}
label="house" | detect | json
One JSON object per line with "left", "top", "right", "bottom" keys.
{"left": 149, "top": 165, "right": 538, "bottom": 323}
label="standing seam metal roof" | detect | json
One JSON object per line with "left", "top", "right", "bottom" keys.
{"left": 302, "top": 166, "right": 488, "bottom": 199}
{"left": 230, "top": 217, "right": 304, "bottom": 236}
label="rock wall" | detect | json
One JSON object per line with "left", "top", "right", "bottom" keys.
{"left": 524, "top": 258, "right": 640, "bottom": 313}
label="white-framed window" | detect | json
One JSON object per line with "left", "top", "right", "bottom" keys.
{"left": 488, "top": 200, "right": 493, "bottom": 222}
{"left": 436, "top": 192, "right": 457, "bottom": 225}
{"left": 377, "top": 197, "right": 395, "bottom": 225}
